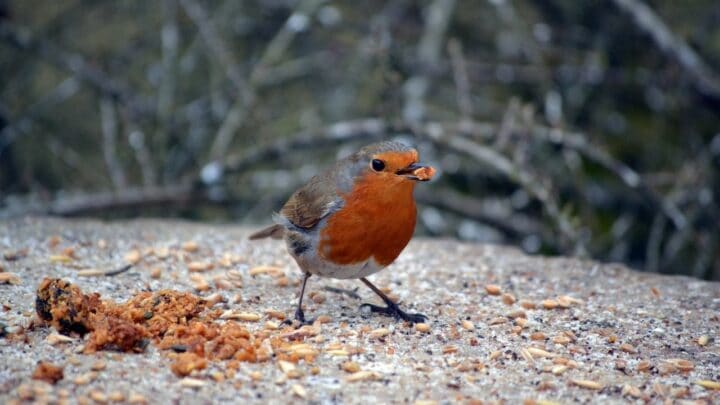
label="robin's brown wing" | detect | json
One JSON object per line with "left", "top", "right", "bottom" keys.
{"left": 280, "top": 170, "right": 342, "bottom": 229}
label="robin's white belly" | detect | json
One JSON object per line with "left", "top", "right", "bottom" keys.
{"left": 295, "top": 253, "right": 384, "bottom": 279}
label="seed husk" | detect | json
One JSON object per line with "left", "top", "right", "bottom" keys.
{"left": 461, "top": 320, "right": 475, "bottom": 331}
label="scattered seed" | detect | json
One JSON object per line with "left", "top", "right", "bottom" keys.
{"left": 89, "top": 390, "right": 107, "bottom": 403}
{"left": 187, "top": 262, "right": 212, "bottom": 272}
{"left": 73, "top": 372, "right": 97, "bottom": 385}
{"left": 369, "top": 328, "right": 390, "bottom": 339}
{"left": 668, "top": 359, "right": 694, "bottom": 372}
{"left": 278, "top": 360, "right": 296, "bottom": 374}
{"left": 0, "top": 272, "right": 21, "bottom": 285}
{"left": 346, "top": 370, "right": 381, "bottom": 382}
{"left": 636, "top": 360, "right": 652, "bottom": 372}
{"left": 442, "top": 345, "right": 458, "bottom": 355}
{"left": 220, "top": 311, "right": 261, "bottom": 322}
{"left": 542, "top": 300, "right": 558, "bottom": 310}
{"left": 46, "top": 333, "right": 74, "bottom": 345}
{"left": 413, "top": 401, "right": 438, "bottom": 405}
{"left": 551, "top": 365, "right": 567, "bottom": 375}
{"left": 520, "top": 348, "right": 534, "bottom": 364}
{"left": 489, "top": 351, "right": 502, "bottom": 361}
{"left": 124, "top": 250, "right": 142, "bottom": 265}
{"left": 485, "top": 284, "right": 501, "bottom": 295}
{"left": 291, "top": 384, "right": 307, "bottom": 398}
{"left": 570, "top": 379, "right": 603, "bottom": 390}
{"left": 415, "top": 323, "right": 430, "bottom": 333}
{"left": 49, "top": 254, "right": 73, "bottom": 263}
{"left": 90, "top": 360, "right": 106, "bottom": 371}
{"left": 182, "top": 241, "right": 199, "bottom": 253}
{"left": 249, "top": 266, "right": 284, "bottom": 276}
{"left": 531, "top": 332, "right": 546, "bottom": 341}
{"left": 552, "top": 335, "right": 570, "bottom": 345}
{"left": 461, "top": 320, "right": 475, "bottom": 331}
{"left": 326, "top": 349, "right": 350, "bottom": 357}
{"left": 698, "top": 335, "right": 709, "bottom": 346}
{"left": 619, "top": 343, "right": 636, "bottom": 353}
{"left": 265, "top": 321, "right": 280, "bottom": 330}
{"left": 695, "top": 380, "right": 720, "bottom": 390}
{"left": 315, "top": 315, "right": 332, "bottom": 324}
{"left": 502, "top": 293, "right": 516, "bottom": 305}
{"left": 189, "top": 274, "right": 210, "bottom": 291}
{"left": 515, "top": 318, "right": 528, "bottom": 328}
{"left": 311, "top": 292, "right": 326, "bottom": 304}
{"left": 488, "top": 317, "right": 507, "bottom": 325}
{"left": 77, "top": 269, "right": 105, "bottom": 277}
{"left": 107, "top": 391, "right": 124, "bottom": 402}
{"left": 180, "top": 378, "right": 206, "bottom": 388}
{"left": 148, "top": 267, "right": 162, "bottom": 279}
{"left": 128, "top": 392, "right": 147, "bottom": 404}
{"left": 527, "top": 348, "right": 555, "bottom": 358}
{"left": 621, "top": 384, "right": 643, "bottom": 398}
{"left": 342, "top": 362, "right": 360, "bottom": 373}
{"left": 519, "top": 300, "right": 536, "bottom": 310}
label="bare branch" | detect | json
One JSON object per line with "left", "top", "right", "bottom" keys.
{"left": 99, "top": 98, "right": 127, "bottom": 189}
{"left": 612, "top": 0, "right": 720, "bottom": 100}
{"left": 447, "top": 38, "right": 473, "bottom": 118}
{"left": 0, "top": 22, "right": 153, "bottom": 119}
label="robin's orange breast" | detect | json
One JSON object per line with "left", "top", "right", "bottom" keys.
{"left": 318, "top": 174, "right": 417, "bottom": 267}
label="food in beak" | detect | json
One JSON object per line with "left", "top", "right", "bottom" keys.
{"left": 397, "top": 164, "right": 436, "bottom": 181}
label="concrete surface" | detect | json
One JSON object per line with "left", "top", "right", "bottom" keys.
{"left": 0, "top": 217, "right": 718, "bottom": 404}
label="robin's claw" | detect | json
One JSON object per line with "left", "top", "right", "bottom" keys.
{"left": 359, "top": 302, "right": 427, "bottom": 323}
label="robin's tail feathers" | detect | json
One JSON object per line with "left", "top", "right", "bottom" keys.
{"left": 248, "top": 224, "right": 285, "bottom": 240}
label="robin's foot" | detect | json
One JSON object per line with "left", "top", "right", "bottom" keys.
{"left": 359, "top": 302, "right": 427, "bottom": 323}
{"left": 282, "top": 307, "right": 314, "bottom": 326}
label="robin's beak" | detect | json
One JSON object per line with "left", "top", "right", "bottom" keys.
{"left": 396, "top": 163, "right": 434, "bottom": 181}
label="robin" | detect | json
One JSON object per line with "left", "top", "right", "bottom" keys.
{"left": 250, "top": 141, "right": 436, "bottom": 323}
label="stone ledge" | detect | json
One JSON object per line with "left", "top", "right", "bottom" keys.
{"left": 0, "top": 217, "right": 718, "bottom": 403}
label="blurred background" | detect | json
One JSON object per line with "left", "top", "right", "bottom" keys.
{"left": 0, "top": 0, "right": 718, "bottom": 280}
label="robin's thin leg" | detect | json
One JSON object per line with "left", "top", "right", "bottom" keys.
{"left": 359, "top": 277, "right": 427, "bottom": 323}
{"left": 285, "top": 272, "right": 312, "bottom": 325}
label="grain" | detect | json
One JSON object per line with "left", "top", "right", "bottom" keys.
{"left": 619, "top": 343, "right": 636, "bottom": 353}
{"left": 182, "top": 241, "right": 199, "bottom": 253}
{"left": 345, "top": 370, "right": 381, "bottom": 382}
{"left": 697, "top": 335, "right": 709, "bottom": 346}
{"left": 370, "top": 328, "right": 390, "bottom": 339}
{"left": 77, "top": 269, "right": 105, "bottom": 277}
{"left": 180, "top": 378, "right": 206, "bottom": 388}
{"left": 461, "top": 320, "right": 475, "bottom": 331}
{"left": 485, "top": 284, "right": 501, "bottom": 295}
{"left": 124, "top": 250, "right": 142, "bottom": 265}
{"left": 46, "top": 333, "right": 74, "bottom": 345}
{"left": 342, "top": 362, "right": 360, "bottom": 373}
{"left": 520, "top": 348, "right": 534, "bottom": 364}
{"left": 291, "top": 384, "right": 307, "bottom": 398}
{"left": 570, "top": 379, "right": 603, "bottom": 390}
{"left": 551, "top": 365, "right": 567, "bottom": 375}
{"left": 278, "top": 360, "right": 296, "bottom": 374}
{"left": 667, "top": 359, "right": 694, "bottom": 372}
{"left": 0, "top": 272, "right": 21, "bottom": 284}
{"left": 519, "top": 300, "right": 536, "bottom": 310}
{"left": 542, "top": 299, "right": 558, "bottom": 310}
{"left": 621, "top": 384, "right": 643, "bottom": 398}
{"left": 49, "top": 254, "right": 73, "bottom": 263}
{"left": 108, "top": 392, "right": 124, "bottom": 402}
{"left": 127, "top": 393, "right": 148, "bottom": 404}
{"left": 530, "top": 332, "right": 546, "bottom": 341}
{"left": 189, "top": 274, "right": 210, "bottom": 291}
{"left": 249, "top": 266, "right": 284, "bottom": 276}
{"left": 220, "top": 311, "right": 261, "bottom": 321}
{"left": 89, "top": 391, "right": 107, "bottom": 403}
{"left": 502, "top": 293, "right": 516, "bottom": 305}
{"left": 90, "top": 360, "right": 106, "bottom": 371}
{"left": 488, "top": 317, "right": 507, "bottom": 325}
{"left": 187, "top": 262, "right": 212, "bottom": 272}
{"left": 415, "top": 323, "right": 430, "bottom": 333}
{"left": 552, "top": 335, "right": 570, "bottom": 345}
{"left": 73, "top": 372, "right": 97, "bottom": 385}
{"left": 527, "top": 348, "right": 555, "bottom": 358}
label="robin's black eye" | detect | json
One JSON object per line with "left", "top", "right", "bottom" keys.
{"left": 371, "top": 159, "right": 385, "bottom": 172}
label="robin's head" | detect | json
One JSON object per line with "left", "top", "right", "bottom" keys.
{"left": 344, "top": 141, "right": 436, "bottom": 186}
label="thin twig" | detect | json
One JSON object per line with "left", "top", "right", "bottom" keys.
{"left": 447, "top": 38, "right": 473, "bottom": 119}
{"left": 612, "top": 0, "right": 720, "bottom": 100}
{"left": 99, "top": 98, "right": 127, "bottom": 190}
